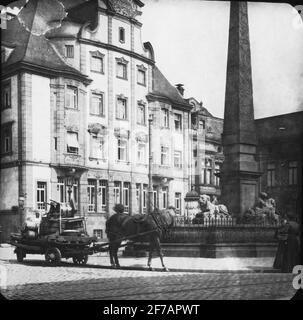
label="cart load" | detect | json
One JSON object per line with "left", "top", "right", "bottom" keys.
{"left": 10, "top": 201, "right": 98, "bottom": 265}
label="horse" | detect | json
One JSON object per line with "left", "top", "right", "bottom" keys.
{"left": 105, "top": 208, "right": 175, "bottom": 271}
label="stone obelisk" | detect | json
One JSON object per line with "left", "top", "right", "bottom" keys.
{"left": 221, "top": 1, "right": 261, "bottom": 217}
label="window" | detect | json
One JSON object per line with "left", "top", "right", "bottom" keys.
{"left": 175, "top": 193, "right": 181, "bottom": 214}
{"left": 66, "top": 86, "right": 78, "bottom": 109}
{"left": 1, "top": 81, "right": 11, "bottom": 109}
{"left": 153, "top": 187, "right": 158, "bottom": 209}
{"left": 162, "top": 188, "right": 168, "bottom": 209}
{"left": 91, "top": 93, "right": 104, "bottom": 116}
{"left": 99, "top": 180, "right": 107, "bottom": 212}
{"left": 205, "top": 159, "right": 212, "bottom": 185}
{"left": 90, "top": 51, "right": 104, "bottom": 73}
{"left": 2, "top": 125, "right": 12, "bottom": 154}
{"left": 137, "top": 143, "right": 146, "bottom": 164}
{"left": 137, "top": 103, "right": 146, "bottom": 125}
{"left": 161, "top": 146, "right": 169, "bottom": 165}
{"left": 199, "top": 119, "right": 205, "bottom": 130}
{"left": 93, "top": 229, "right": 103, "bottom": 240}
{"left": 161, "top": 108, "right": 169, "bottom": 128}
{"left": 57, "top": 178, "right": 65, "bottom": 204}
{"left": 136, "top": 184, "right": 141, "bottom": 212}
{"left": 137, "top": 69, "right": 146, "bottom": 86}
{"left": 114, "top": 181, "right": 121, "bottom": 204}
{"left": 116, "top": 97, "right": 127, "bottom": 119}
{"left": 117, "top": 138, "right": 127, "bottom": 161}
{"left": 91, "top": 56, "right": 103, "bottom": 73}
{"left": 119, "top": 27, "right": 125, "bottom": 43}
{"left": 123, "top": 182, "right": 130, "bottom": 213}
{"left": 193, "top": 148, "right": 197, "bottom": 157}
{"left": 174, "top": 113, "right": 182, "bottom": 131}
{"left": 87, "top": 180, "right": 96, "bottom": 212}
{"left": 214, "top": 163, "right": 220, "bottom": 186}
{"left": 54, "top": 137, "right": 58, "bottom": 151}
{"left": 57, "top": 178, "right": 78, "bottom": 208}
{"left": 66, "top": 132, "right": 79, "bottom": 154}
{"left": 174, "top": 151, "right": 182, "bottom": 168}
{"left": 267, "top": 163, "right": 275, "bottom": 187}
{"left": 72, "top": 180, "right": 78, "bottom": 208}
{"left": 288, "top": 161, "right": 298, "bottom": 185}
{"left": 37, "top": 182, "right": 47, "bottom": 211}
{"left": 201, "top": 162, "right": 205, "bottom": 184}
{"left": 143, "top": 184, "right": 148, "bottom": 212}
{"left": 65, "top": 45, "right": 74, "bottom": 58}
{"left": 90, "top": 135, "right": 104, "bottom": 159}
{"left": 116, "top": 62, "right": 127, "bottom": 79}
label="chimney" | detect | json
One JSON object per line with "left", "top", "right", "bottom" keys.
{"left": 175, "top": 83, "right": 185, "bottom": 96}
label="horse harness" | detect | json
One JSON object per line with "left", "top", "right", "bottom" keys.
{"left": 150, "top": 212, "right": 170, "bottom": 235}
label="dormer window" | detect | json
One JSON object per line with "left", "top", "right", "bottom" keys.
{"left": 119, "top": 27, "right": 125, "bottom": 43}
{"left": 65, "top": 45, "right": 74, "bottom": 58}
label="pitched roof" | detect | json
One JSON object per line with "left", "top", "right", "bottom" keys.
{"left": 151, "top": 66, "right": 190, "bottom": 107}
{"left": 1, "top": 0, "right": 88, "bottom": 80}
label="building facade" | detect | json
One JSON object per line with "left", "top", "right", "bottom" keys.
{"left": 187, "top": 98, "right": 224, "bottom": 199}
{"left": 1, "top": 0, "right": 301, "bottom": 242}
{"left": 187, "top": 103, "right": 302, "bottom": 219}
{"left": 0, "top": 0, "right": 192, "bottom": 241}
{"left": 256, "top": 112, "right": 302, "bottom": 218}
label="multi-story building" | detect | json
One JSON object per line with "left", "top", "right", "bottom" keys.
{"left": 187, "top": 102, "right": 302, "bottom": 219}
{"left": 256, "top": 112, "right": 302, "bottom": 217}
{"left": 187, "top": 98, "right": 224, "bottom": 199}
{"left": 1, "top": 0, "right": 301, "bottom": 243}
{"left": 0, "top": 0, "right": 192, "bottom": 241}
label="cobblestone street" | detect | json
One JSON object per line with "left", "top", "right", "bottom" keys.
{"left": 0, "top": 254, "right": 297, "bottom": 300}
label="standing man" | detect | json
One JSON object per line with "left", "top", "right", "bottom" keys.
{"left": 273, "top": 210, "right": 300, "bottom": 272}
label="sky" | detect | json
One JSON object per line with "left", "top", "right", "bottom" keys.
{"left": 140, "top": 0, "right": 303, "bottom": 119}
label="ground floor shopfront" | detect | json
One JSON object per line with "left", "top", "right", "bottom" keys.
{"left": 0, "top": 164, "right": 189, "bottom": 241}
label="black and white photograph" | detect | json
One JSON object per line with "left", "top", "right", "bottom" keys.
{"left": 0, "top": 0, "right": 302, "bottom": 304}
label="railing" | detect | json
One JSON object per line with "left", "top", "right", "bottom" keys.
{"left": 173, "top": 215, "right": 281, "bottom": 227}
{"left": 162, "top": 215, "right": 281, "bottom": 243}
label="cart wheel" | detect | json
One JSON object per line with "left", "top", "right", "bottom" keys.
{"left": 45, "top": 247, "right": 62, "bottom": 265}
{"left": 72, "top": 255, "right": 88, "bottom": 265}
{"left": 16, "top": 248, "right": 25, "bottom": 263}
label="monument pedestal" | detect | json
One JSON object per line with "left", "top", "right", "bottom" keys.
{"left": 221, "top": 171, "right": 261, "bottom": 219}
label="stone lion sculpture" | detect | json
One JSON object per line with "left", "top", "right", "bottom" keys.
{"left": 196, "top": 194, "right": 229, "bottom": 220}
{"left": 243, "top": 192, "right": 279, "bottom": 224}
